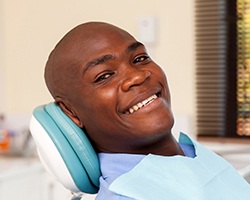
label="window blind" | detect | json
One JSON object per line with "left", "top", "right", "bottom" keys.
{"left": 195, "top": 0, "right": 228, "bottom": 136}
{"left": 196, "top": 0, "right": 250, "bottom": 137}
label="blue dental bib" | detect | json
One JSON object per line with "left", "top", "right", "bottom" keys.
{"left": 109, "top": 133, "right": 250, "bottom": 200}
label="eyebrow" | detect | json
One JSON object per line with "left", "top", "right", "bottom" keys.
{"left": 83, "top": 41, "right": 144, "bottom": 75}
{"left": 83, "top": 54, "right": 114, "bottom": 75}
{"left": 127, "top": 41, "right": 144, "bottom": 53}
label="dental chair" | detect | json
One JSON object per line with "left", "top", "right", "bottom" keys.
{"left": 29, "top": 102, "right": 101, "bottom": 200}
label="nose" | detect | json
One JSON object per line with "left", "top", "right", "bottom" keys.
{"left": 121, "top": 67, "right": 151, "bottom": 92}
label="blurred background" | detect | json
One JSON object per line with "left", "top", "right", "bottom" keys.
{"left": 0, "top": 0, "right": 195, "bottom": 128}
{"left": 0, "top": 0, "right": 250, "bottom": 200}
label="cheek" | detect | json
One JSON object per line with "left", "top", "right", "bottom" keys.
{"left": 150, "top": 64, "right": 168, "bottom": 83}
{"left": 89, "top": 87, "right": 118, "bottom": 117}
{"left": 78, "top": 85, "right": 118, "bottom": 125}
{"left": 156, "top": 67, "right": 171, "bottom": 100}
{"left": 158, "top": 68, "right": 169, "bottom": 86}
{"left": 99, "top": 87, "right": 117, "bottom": 102}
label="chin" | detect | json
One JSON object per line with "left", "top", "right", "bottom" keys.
{"left": 135, "top": 114, "right": 174, "bottom": 139}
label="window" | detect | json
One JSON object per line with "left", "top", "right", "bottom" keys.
{"left": 195, "top": 0, "right": 250, "bottom": 137}
{"left": 237, "top": 0, "right": 250, "bottom": 136}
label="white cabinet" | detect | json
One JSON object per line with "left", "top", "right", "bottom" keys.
{"left": 42, "top": 173, "right": 96, "bottom": 200}
{"left": 40, "top": 171, "right": 73, "bottom": 200}
{"left": 0, "top": 156, "right": 96, "bottom": 200}
{"left": 0, "top": 157, "right": 45, "bottom": 200}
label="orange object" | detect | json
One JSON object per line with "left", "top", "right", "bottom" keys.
{"left": 0, "top": 130, "right": 10, "bottom": 152}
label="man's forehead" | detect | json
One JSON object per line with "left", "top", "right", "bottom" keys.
{"left": 68, "top": 27, "right": 140, "bottom": 69}
{"left": 82, "top": 41, "right": 145, "bottom": 74}
{"left": 52, "top": 22, "right": 143, "bottom": 79}
{"left": 59, "top": 23, "right": 134, "bottom": 57}
{"left": 70, "top": 22, "right": 130, "bottom": 42}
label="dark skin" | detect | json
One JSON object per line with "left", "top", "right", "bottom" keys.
{"left": 45, "top": 22, "right": 184, "bottom": 156}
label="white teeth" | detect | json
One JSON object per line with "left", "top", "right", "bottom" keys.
{"left": 133, "top": 105, "right": 139, "bottom": 111}
{"left": 142, "top": 99, "right": 148, "bottom": 105}
{"left": 137, "top": 102, "right": 143, "bottom": 108}
{"left": 126, "top": 94, "right": 158, "bottom": 114}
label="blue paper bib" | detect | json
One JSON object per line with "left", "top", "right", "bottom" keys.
{"left": 109, "top": 134, "right": 250, "bottom": 200}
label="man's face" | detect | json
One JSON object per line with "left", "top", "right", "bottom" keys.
{"left": 65, "top": 24, "right": 174, "bottom": 153}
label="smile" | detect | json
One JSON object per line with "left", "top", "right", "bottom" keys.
{"left": 125, "top": 94, "right": 158, "bottom": 114}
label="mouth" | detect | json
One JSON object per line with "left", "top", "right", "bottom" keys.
{"left": 124, "top": 92, "right": 160, "bottom": 114}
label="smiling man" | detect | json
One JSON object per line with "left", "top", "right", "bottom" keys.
{"left": 44, "top": 22, "right": 250, "bottom": 199}
{"left": 45, "top": 22, "right": 182, "bottom": 157}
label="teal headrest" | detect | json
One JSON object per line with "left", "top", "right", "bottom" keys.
{"left": 30, "top": 102, "right": 101, "bottom": 194}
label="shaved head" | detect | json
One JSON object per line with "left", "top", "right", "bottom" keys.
{"left": 45, "top": 22, "right": 134, "bottom": 102}
{"left": 44, "top": 21, "right": 179, "bottom": 155}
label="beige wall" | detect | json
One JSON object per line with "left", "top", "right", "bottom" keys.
{"left": 1, "top": 0, "right": 195, "bottom": 133}
{"left": 0, "top": 0, "right": 5, "bottom": 112}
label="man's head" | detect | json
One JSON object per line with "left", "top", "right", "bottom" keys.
{"left": 45, "top": 22, "right": 174, "bottom": 154}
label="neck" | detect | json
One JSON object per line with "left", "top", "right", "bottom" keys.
{"left": 152, "top": 134, "right": 184, "bottom": 156}
{"left": 97, "top": 133, "right": 185, "bottom": 156}
{"left": 131, "top": 133, "right": 185, "bottom": 156}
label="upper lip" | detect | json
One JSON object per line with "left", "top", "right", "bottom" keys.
{"left": 122, "top": 88, "right": 162, "bottom": 114}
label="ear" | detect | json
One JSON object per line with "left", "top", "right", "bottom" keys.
{"left": 55, "top": 100, "right": 84, "bottom": 128}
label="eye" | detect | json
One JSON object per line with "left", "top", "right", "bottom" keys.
{"left": 133, "top": 55, "right": 151, "bottom": 64}
{"left": 95, "top": 72, "right": 114, "bottom": 83}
